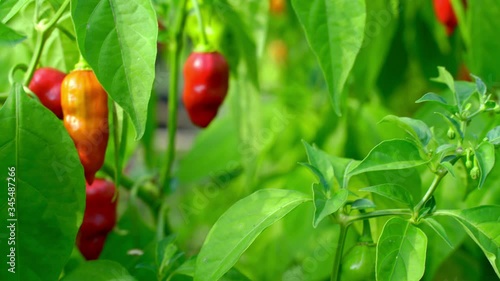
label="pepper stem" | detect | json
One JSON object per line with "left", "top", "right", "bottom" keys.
{"left": 191, "top": 0, "right": 210, "bottom": 51}
{"left": 359, "top": 210, "right": 374, "bottom": 243}
{"left": 74, "top": 55, "right": 92, "bottom": 71}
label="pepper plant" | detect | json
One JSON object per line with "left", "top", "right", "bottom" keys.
{"left": 0, "top": 0, "right": 499, "bottom": 281}
{"left": 193, "top": 67, "right": 500, "bottom": 281}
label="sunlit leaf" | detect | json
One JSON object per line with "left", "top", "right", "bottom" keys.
{"left": 194, "top": 189, "right": 311, "bottom": 281}
{"left": 438, "top": 206, "right": 500, "bottom": 278}
{"left": 348, "top": 139, "right": 428, "bottom": 177}
{"left": 292, "top": 0, "right": 366, "bottom": 115}
{"left": 71, "top": 0, "right": 157, "bottom": 139}
{"left": 377, "top": 217, "right": 427, "bottom": 281}
{"left": 312, "top": 184, "right": 348, "bottom": 227}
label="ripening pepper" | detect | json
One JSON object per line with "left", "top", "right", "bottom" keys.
{"left": 61, "top": 68, "right": 108, "bottom": 184}
{"left": 433, "top": 0, "right": 467, "bottom": 35}
{"left": 182, "top": 51, "right": 229, "bottom": 128}
{"left": 270, "top": 0, "right": 286, "bottom": 15}
{"left": 28, "top": 67, "right": 66, "bottom": 119}
{"left": 76, "top": 178, "right": 117, "bottom": 260}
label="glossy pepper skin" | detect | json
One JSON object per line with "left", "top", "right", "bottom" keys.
{"left": 340, "top": 243, "right": 376, "bottom": 281}
{"left": 433, "top": 0, "right": 466, "bottom": 35}
{"left": 182, "top": 51, "right": 229, "bottom": 128}
{"left": 28, "top": 67, "right": 66, "bottom": 119}
{"left": 76, "top": 179, "right": 117, "bottom": 260}
{"left": 61, "top": 70, "right": 108, "bottom": 184}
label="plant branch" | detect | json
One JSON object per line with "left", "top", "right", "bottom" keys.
{"left": 346, "top": 209, "right": 412, "bottom": 225}
{"left": 191, "top": 0, "right": 208, "bottom": 47}
{"left": 160, "top": 0, "right": 188, "bottom": 193}
{"left": 23, "top": 0, "right": 70, "bottom": 86}
{"left": 330, "top": 223, "right": 348, "bottom": 281}
{"left": 101, "top": 163, "right": 160, "bottom": 209}
{"left": 414, "top": 171, "right": 447, "bottom": 214}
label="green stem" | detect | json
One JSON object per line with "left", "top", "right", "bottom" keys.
{"left": 101, "top": 163, "right": 160, "bottom": 209}
{"left": 413, "top": 172, "right": 447, "bottom": 215}
{"left": 112, "top": 102, "right": 122, "bottom": 192}
{"left": 160, "top": 0, "right": 188, "bottom": 193}
{"left": 191, "top": 0, "right": 208, "bottom": 48}
{"left": 346, "top": 209, "right": 412, "bottom": 225}
{"left": 56, "top": 24, "right": 76, "bottom": 41}
{"left": 75, "top": 55, "right": 91, "bottom": 70}
{"left": 331, "top": 224, "right": 348, "bottom": 281}
{"left": 359, "top": 210, "right": 374, "bottom": 243}
{"left": 23, "top": 29, "right": 46, "bottom": 85}
{"left": 23, "top": 0, "right": 70, "bottom": 86}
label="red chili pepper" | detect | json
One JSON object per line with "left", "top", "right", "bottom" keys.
{"left": 76, "top": 179, "right": 117, "bottom": 260}
{"left": 433, "top": 0, "right": 467, "bottom": 35}
{"left": 182, "top": 51, "right": 229, "bottom": 128}
{"left": 28, "top": 67, "right": 66, "bottom": 119}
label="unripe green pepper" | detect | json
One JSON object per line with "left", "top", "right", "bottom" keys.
{"left": 340, "top": 243, "right": 376, "bottom": 281}
{"left": 76, "top": 178, "right": 117, "bottom": 260}
{"left": 61, "top": 67, "right": 108, "bottom": 184}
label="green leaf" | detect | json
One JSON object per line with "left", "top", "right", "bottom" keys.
{"left": 156, "top": 236, "right": 183, "bottom": 280}
{"left": 487, "top": 126, "right": 500, "bottom": 146}
{"left": 431, "top": 67, "right": 456, "bottom": 97}
{"left": 0, "top": 84, "right": 85, "bottom": 281}
{"left": 330, "top": 156, "right": 356, "bottom": 189}
{"left": 360, "top": 184, "right": 414, "bottom": 208}
{"left": 302, "top": 141, "right": 334, "bottom": 191}
{"left": 347, "top": 139, "right": 428, "bottom": 177}
{"left": 351, "top": 0, "right": 399, "bottom": 92}
{"left": 172, "top": 256, "right": 196, "bottom": 278}
{"left": 471, "top": 74, "right": 487, "bottom": 97}
{"left": 440, "top": 161, "right": 456, "bottom": 178}
{"left": 474, "top": 141, "right": 495, "bottom": 189}
{"left": 0, "top": 22, "right": 25, "bottom": 46}
{"left": 194, "top": 189, "right": 311, "bottom": 281}
{"left": 312, "top": 184, "right": 348, "bottom": 228}
{"left": 381, "top": 115, "right": 432, "bottom": 147}
{"left": 435, "top": 144, "right": 456, "bottom": 155}
{"left": 416, "top": 93, "right": 448, "bottom": 105}
{"left": 439, "top": 206, "right": 500, "bottom": 278}
{"left": 454, "top": 81, "right": 477, "bottom": 108}
{"left": 0, "top": 0, "right": 29, "bottom": 22}
{"left": 219, "top": 268, "right": 252, "bottom": 281}
{"left": 422, "top": 218, "right": 454, "bottom": 249}
{"left": 292, "top": 0, "right": 366, "bottom": 115}
{"left": 350, "top": 198, "right": 376, "bottom": 210}
{"left": 71, "top": 0, "right": 157, "bottom": 139}
{"left": 62, "top": 260, "right": 137, "bottom": 281}
{"left": 377, "top": 217, "right": 427, "bottom": 281}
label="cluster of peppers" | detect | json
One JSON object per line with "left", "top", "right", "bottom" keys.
{"left": 29, "top": 63, "right": 116, "bottom": 260}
